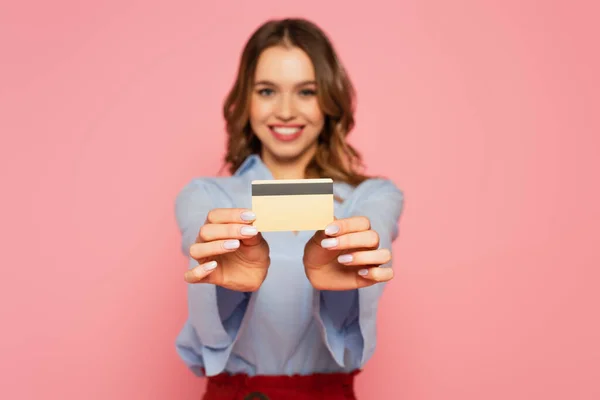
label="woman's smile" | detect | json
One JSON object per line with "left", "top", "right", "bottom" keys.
{"left": 268, "top": 124, "right": 305, "bottom": 142}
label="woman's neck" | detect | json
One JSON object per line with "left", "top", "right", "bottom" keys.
{"left": 261, "top": 148, "right": 315, "bottom": 180}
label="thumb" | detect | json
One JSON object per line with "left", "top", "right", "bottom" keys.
{"left": 303, "top": 229, "right": 340, "bottom": 269}
{"left": 240, "top": 231, "right": 264, "bottom": 247}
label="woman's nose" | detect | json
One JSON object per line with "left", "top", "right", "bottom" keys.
{"left": 275, "top": 94, "right": 295, "bottom": 120}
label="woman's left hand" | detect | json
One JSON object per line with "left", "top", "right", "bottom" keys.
{"left": 303, "top": 216, "right": 394, "bottom": 290}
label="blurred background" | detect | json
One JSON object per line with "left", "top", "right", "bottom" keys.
{"left": 1, "top": 0, "right": 598, "bottom": 399}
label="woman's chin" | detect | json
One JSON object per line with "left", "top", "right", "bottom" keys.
{"left": 265, "top": 147, "right": 309, "bottom": 163}
{"left": 260, "top": 138, "right": 319, "bottom": 165}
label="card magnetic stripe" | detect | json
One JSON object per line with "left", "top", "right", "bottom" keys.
{"left": 252, "top": 182, "right": 333, "bottom": 196}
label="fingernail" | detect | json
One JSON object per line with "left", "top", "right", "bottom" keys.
{"left": 321, "top": 238, "right": 338, "bottom": 248}
{"left": 241, "top": 226, "right": 258, "bottom": 236}
{"left": 241, "top": 211, "right": 256, "bottom": 221}
{"left": 325, "top": 224, "right": 339, "bottom": 235}
{"left": 223, "top": 240, "right": 240, "bottom": 249}
{"left": 337, "top": 254, "right": 353, "bottom": 264}
{"left": 358, "top": 269, "right": 369, "bottom": 276}
{"left": 202, "top": 261, "right": 217, "bottom": 272}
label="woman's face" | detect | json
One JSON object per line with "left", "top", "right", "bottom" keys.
{"left": 249, "top": 45, "right": 325, "bottom": 164}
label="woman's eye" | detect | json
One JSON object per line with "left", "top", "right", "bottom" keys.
{"left": 258, "top": 88, "right": 274, "bottom": 96}
{"left": 299, "top": 89, "right": 317, "bottom": 96}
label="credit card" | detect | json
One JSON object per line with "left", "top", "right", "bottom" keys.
{"left": 251, "top": 178, "right": 334, "bottom": 232}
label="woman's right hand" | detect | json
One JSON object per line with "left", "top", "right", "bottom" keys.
{"left": 183, "top": 208, "right": 270, "bottom": 292}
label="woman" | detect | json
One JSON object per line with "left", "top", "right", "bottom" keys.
{"left": 175, "top": 18, "right": 404, "bottom": 400}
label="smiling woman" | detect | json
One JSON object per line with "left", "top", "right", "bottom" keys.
{"left": 175, "top": 18, "right": 405, "bottom": 400}
{"left": 222, "top": 19, "right": 368, "bottom": 184}
{"left": 250, "top": 45, "right": 324, "bottom": 163}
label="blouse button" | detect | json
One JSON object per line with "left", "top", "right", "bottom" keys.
{"left": 243, "top": 392, "right": 270, "bottom": 400}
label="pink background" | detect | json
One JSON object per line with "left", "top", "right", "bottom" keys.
{"left": 1, "top": 1, "right": 599, "bottom": 399}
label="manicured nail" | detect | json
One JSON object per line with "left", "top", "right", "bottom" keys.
{"left": 202, "top": 261, "right": 217, "bottom": 272}
{"left": 223, "top": 240, "right": 240, "bottom": 249}
{"left": 241, "top": 211, "right": 256, "bottom": 221}
{"left": 321, "top": 238, "right": 338, "bottom": 248}
{"left": 337, "top": 254, "right": 353, "bottom": 264}
{"left": 241, "top": 226, "right": 258, "bottom": 236}
{"left": 325, "top": 224, "right": 339, "bottom": 235}
{"left": 358, "top": 269, "right": 369, "bottom": 276}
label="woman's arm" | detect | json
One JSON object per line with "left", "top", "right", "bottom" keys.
{"left": 314, "top": 178, "right": 405, "bottom": 369}
{"left": 174, "top": 178, "right": 252, "bottom": 375}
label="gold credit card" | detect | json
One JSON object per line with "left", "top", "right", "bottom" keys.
{"left": 251, "top": 178, "right": 334, "bottom": 232}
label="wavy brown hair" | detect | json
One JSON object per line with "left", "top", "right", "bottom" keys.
{"left": 221, "top": 18, "right": 370, "bottom": 186}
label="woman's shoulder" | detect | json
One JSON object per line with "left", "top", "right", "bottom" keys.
{"left": 335, "top": 177, "right": 405, "bottom": 226}
{"left": 335, "top": 177, "right": 404, "bottom": 204}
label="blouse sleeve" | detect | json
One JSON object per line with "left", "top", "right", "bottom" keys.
{"left": 173, "top": 178, "right": 251, "bottom": 376}
{"left": 314, "top": 178, "right": 404, "bottom": 369}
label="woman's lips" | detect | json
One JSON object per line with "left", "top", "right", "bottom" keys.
{"left": 269, "top": 125, "right": 304, "bottom": 142}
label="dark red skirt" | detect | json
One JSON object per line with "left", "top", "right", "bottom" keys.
{"left": 202, "top": 370, "right": 360, "bottom": 400}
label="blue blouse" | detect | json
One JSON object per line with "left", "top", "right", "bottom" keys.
{"left": 174, "top": 154, "right": 404, "bottom": 377}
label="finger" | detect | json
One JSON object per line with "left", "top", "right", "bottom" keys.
{"left": 357, "top": 266, "right": 394, "bottom": 285}
{"left": 320, "top": 230, "right": 379, "bottom": 251}
{"left": 239, "top": 231, "right": 266, "bottom": 247}
{"left": 205, "top": 208, "right": 256, "bottom": 225}
{"left": 184, "top": 260, "right": 219, "bottom": 283}
{"left": 323, "top": 216, "right": 370, "bottom": 236}
{"left": 198, "top": 223, "right": 258, "bottom": 243}
{"left": 337, "top": 248, "right": 392, "bottom": 266}
{"left": 189, "top": 239, "right": 240, "bottom": 260}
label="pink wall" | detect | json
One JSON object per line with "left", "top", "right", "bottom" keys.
{"left": 1, "top": 1, "right": 598, "bottom": 399}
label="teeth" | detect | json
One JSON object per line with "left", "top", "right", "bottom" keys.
{"left": 272, "top": 127, "right": 301, "bottom": 135}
